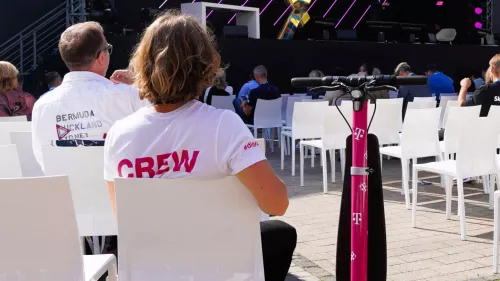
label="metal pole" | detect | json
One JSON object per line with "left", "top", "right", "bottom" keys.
{"left": 32, "top": 32, "right": 37, "bottom": 71}
{"left": 19, "top": 34, "right": 24, "bottom": 75}
{"left": 350, "top": 98, "right": 369, "bottom": 281}
{"left": 66, "top": 0, "right": 70, "bottom": 27}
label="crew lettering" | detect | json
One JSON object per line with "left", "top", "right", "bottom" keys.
{"left": 118, "top": 159, "right": 134, "bottom": 177}
{"left": 56, "top": 110, "right": 95, "bottom": 122}
{"left": 117, "top": 150, "right": 200, "bottom": 178}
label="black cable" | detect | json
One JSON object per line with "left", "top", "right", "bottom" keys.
{"left": 334, "top": 92, "right": 353, "bottom": 133}
{"left": 365, "top": 92, "right": 376, "bottom": 131}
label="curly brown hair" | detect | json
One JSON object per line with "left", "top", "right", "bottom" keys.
{"left": 130, "top": 11, "right": 221, "bottom": 105}
{"left": 0, "top": 61, "right": 19, "bottom": 93}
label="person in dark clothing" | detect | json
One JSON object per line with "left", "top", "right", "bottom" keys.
{"left": 394, "top": 62, "right": 432, "bottom": 119}
{"left": 234, "top": 65, "right": 281, "bottom": 124}
{"left": 306, "top": 70, "right": 326, "bottom": 99}
{"left": 202, "top": 69, "right": 230, "bottom": 105}
{"left": 459, "top": 54, "right": 500, "bottom": 117}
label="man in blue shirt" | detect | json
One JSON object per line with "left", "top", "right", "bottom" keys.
{"left": 237, "top": 73, "right": 260, "bottom": 99}
{"left": 425, "top": 63, "right": 455, "bottom": 99}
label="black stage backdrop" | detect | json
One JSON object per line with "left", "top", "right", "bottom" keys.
{"left": 32, "top": 36, "right": 500, "bottom": 96}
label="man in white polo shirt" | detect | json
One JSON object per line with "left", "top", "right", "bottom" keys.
{"left": 32, "top": 21, "right": 147, "bottom": 171}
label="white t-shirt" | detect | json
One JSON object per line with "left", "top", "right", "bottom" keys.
{"left": 104, "top": 100, "right": 265, "bottom": 181}
{"left": 32, "top": 71, "right": 149, "bottom": 171}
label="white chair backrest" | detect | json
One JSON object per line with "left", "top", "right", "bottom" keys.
{"left": 368, "top": 100, "right": 403, "bottom": 145}
{"left": 375, "top": 97, "right": 403, "bottom": 105}
{"left": 254, "top": 98, "right": 282, "bottom": 129}
{"left": 407, "top": 100, "right": 437, "bottom": 109}
{"left": 293, "top": 93, "right": 308, "bottom": 97}
{"left": 0, "top": 115, "right": 27, "bottom": 122}
{"left": 292, "top": 101, "right": 329, "bottom": 139}
{"left": 413, "top": 97, "right": 436, "bottom": 102}
{"left": 42, "top": 146, "right": 117, "bottom": 236}
{"left": 10, "top": 131, "right": 43, "bottom": 177}
{"left": 439, "top": 93, "right": 457, "bottom": 97}
{"left": 457, "top": 118, "right": 499, "bottom": 177}
{"left": 286, "top": 96, "right": 311, "bottom": 126}
{"left": 340, "top": 101, "right": 371, "bottom": 127}
{"left": 436, "top": 28, "right": 457, "bottom": 42}
{"left": 0, "top": 176, "right": 84, "bottom": 281}
{"left": 441, "top": 101, "right": 459, "bottom": 129}
{"left": 211, "top": 96, "right": 235, "bottom": 112}
{"left": 0, "top": 121, "right": 31, "bottom": 145}
{"left": 401, "top": 107, "right": 441, "bottom": 158}
{"left": 389, "top": 90, "right": 398, "bottom": 99}
{"left": 115, "top": 177, "right": 264, "bottom": 281}
{"left": 281, "top": 94, "right": 289, "bottom": 121}
{"left": 443, "top": 106, "right": 481, "bottom": 155}
{"left": 0, "top": 144, "right": 22, "bottom": 178}
{"left": 487, "top": 105, "right": 500, "bottom": 148}
{"left": 225, "top": 86, "right": 234, "bottom": 95}
{"left": 439, "top": 95, "right": 458, "bottom": 107}
{"left": 322, "top": 107, "right": 351, "bottom": 150}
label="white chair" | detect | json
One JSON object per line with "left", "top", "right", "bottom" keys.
{"left": 339, "top": 100, "right": 371, "bottom": 128}
{"left": 413, "top": 118, "right": 499, "bottom": 241}
{"left": 436, "top": 28, "right": 457, "bottom": 44}
{"left": 0, "top": 121, "right": 31, "bottom": 145}
{"left": 0, "top": 115, "right": 27, "bottom": 122}
{"left": 42, "top": 146, "right": 117, "bottom": 254}
{"left": 380, "top": 107, "right": 442, "bottom": 209}
{"left": 439, "top": 96, "right": 459, "bottom": 128}
{"left": 211, "top": 95, "right": 235, "bottom": 112}
{"left": 413, "top": 97, "right": 436, "bottom": 102}
{"left": 389, "top": 90, "right": 398, "bottom": 99}
{"left": 0, "top": 176, "right": 117, "bottom": 281}
{"left": 281, "top": 94, "right": 290, "bottom": 121}
{"left": 284, "top": 96, "right": 312, "bottom": 127}
{"left": 115, "top": 176, "right": 264, "bottom": 281}
{"left": 440, "top": 106, "right": 481, "bottom": 159}
{"left": 226, "top": 86, "right": 234, "bottom": 95}
{"left": 300, "top": 107, "right": 350, "bottom": 192}
{"left": 248, "top": 98, "right": 283, "bottom": 152}
{"left": 407, "top": 100, "right": 437, "bottom": 109}
{"left": 281, "top": 101, "right": 329, "bottom": 176}
{"left": 10, "top": 131, "right": 44, "bottom": 177}
{"left": 440, "top": 101, "right": 459, "bottom": 129}
{"left": 0, "top": 144, "right": 22, "bottom": 178}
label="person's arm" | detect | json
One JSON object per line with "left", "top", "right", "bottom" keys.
{"left": 103, "top": 125, "right": 119, "bottom": 217}
{"left": 238, "top": 84, "right": 249, "bottom": 99}
{"left": 106, "top": 181, "right": 117, "bottom": 217}
{"left": 458, "top": 78, "right": 471, "bottom": 106}
{"left": 242, "top": 103, "right": 253, "bottom": 116}
{"left": 110, "top": 69, "right": 134, "bottom": 85}
{"left": 217, "top": 111, "right": 289, "bottom": 216}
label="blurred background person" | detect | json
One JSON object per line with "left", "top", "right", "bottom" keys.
{"left": 201, "top": 69, "right": 230, "bottom": 105}
{"left": 45, "top": 71, "right": 62, "bottom": 91}
{"left": 237, "top": 67, "right": 260, "bottom": 99}
{"left": 395, "top": 62, "right": 432, "bottom": 119}
{"left": 0, "top": 61, "right": 36, "bottom": 120}
{"left": 425, "top": 63, "right": 454, "bottom": 99}
{"left": 306, "top": 69, "right": 326, "bottom": 99}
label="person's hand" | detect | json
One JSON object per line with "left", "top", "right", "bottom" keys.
{"left": 110, "top": 69, "right": 134, "bottom": 85}
{"left": 460, "top": 78, "right": 472, "bottom": 89}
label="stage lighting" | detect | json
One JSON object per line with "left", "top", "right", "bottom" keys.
{"left": 436, "top": 1, "right": 443, "bottom": 6}
{"left": 474, "top": 7, "right": 483, "bottom": 15}
{"left": 475, "top": 22, "right": 483, "bottom": 29}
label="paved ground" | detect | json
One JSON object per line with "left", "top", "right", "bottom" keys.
{"left": 269, "top": 146, "right": 500, "bottom": 281}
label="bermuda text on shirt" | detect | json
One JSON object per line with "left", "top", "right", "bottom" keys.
{"left": 117, "top": 149, "right": 200, "bottom": 178}
{"left": 55, "top": 109, "right": 104, "bottom": 140}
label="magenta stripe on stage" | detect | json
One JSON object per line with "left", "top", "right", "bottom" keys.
{"left": 335, "top": 0, "right": 357, "bottom": 28}
{"left": 273, "top": 4, "right": 292, "bottom": 26}
{"left": 322, "top": 0, "right": 339, "bottom": 18}
{"left": 353, "top": 5, "right": 371, "bottom": 29}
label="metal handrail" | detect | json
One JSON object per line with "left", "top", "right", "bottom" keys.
{"left": 0, "top": 0, "right": 85, "bottom": 74}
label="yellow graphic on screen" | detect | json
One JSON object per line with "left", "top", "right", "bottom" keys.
{"left": 278, "top": 0, "right": 311, "bottom": 40}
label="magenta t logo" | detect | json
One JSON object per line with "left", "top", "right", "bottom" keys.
{"left": 354, "top": 128, "right": 365, "bottom": 140}
{"left": 353, "top": 213, "right": 362, "bottom": 225}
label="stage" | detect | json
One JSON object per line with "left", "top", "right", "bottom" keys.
{"left": 106, "top": 36, "right": 500, "bottom": 94}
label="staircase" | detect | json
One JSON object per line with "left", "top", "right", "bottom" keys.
{"left": 0, "top": 0, "right": 86, "bottom": 75}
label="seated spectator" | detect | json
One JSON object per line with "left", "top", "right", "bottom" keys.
{"left": 31, "top": 21, "right": 147, "bottom": 171}
{"left": 395, "top": 62, "right": 432, "bottom": 119}
{"left": 234, "top": 65, "right": 281, "bottom": 124}
{"left": 103, "top": 12, "right": 296, "bottom": 281}
{"left": 201, "top": 69, "right": 230, "bottom": 105}
{"left": 45, "top": 71, "right": 62, "bottom": 91}
{"left": 0, "top": 62, "right": 36, "bottom": 120}
{"left": 307, "top": 70, "right": 327, "bottom": 99}
{"left": 471, "top": 72, "right": 485, "bottom": 89}
{"left": 237, "top": 70, "right": 260, "bottom": 99}
{"left": 355, "top": 63, "right": 389, "bottom": 99}
{"left": 425, "top": 63, "right": 454, "bottom": 99}
{"left": 459, "top": 54, "right": 500, "bottom": 117}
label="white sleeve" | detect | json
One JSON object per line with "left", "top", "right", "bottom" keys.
{"left": 31, "top": 103, "right": 46, "bottom": 172}
{"left": 216, "top": 111, "right": 266, "bottom": 175}
{"left": 103, "top": 124, "right": 118, "bottom": 181}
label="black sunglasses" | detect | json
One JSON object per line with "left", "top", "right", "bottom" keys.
{"left": 96, "top": 43, "right": 113, "bottom": 58}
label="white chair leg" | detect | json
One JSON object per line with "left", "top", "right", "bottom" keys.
{"left": 253, "top": 128, "right": 257, "bottom": 138}
{"left": 320, "top": 149, "right": 323, "bottom": 167}
{"left": 311, "top": 145, "right": 315, "bottom": 168}
{"left": 457, "top": 178, "right": 467, "bottom": 241}
{"left": 494, "top": 189, "right": 500, "bottom": 273}
{"left": 331, "top": 149, "right": 336, "bottom": 183}
{"left": 300, "top": 143, "right": 305, "bottom": 186}
{"left": 321, "top": 149, "right": 328, "bottom": 193}
{"left": 92, "top": 236, "right": 100, "bottom": 254}
{"left": 379, "top": 146, "right": 383, "bottom": 173}
{"left": 412, "top": 167, "right": 418, "bottom": 227}
{"left": 445, "top": 176, "right": 452, "bottom": 220}
{"left": 287, "top": 136, "right": 291, "bottom": 155}
{"left": 329, "top": 150, "right": 335, "bottom": 183}
{"left": 490, "top": 174, "right": 495, "bottom": 210}
{"left": 340, "top": 149, "right": 345, "bottom": 181}
{"left": 281, "top": 134, "right": 285, "bottom": 170}
{"left": 270, "top": 128, "right": 274, "bottom": 152}
{"left": 483, "top": 175, "right": 489, "bottom": 194}
{"left": 401, "top": 158, "right": 411, "bottom": 209}
{"left": 292, "top": 139, "right": 296, "bottom": 176}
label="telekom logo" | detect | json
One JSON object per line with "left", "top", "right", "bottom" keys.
{"left": 354, "top": 128, "right": 365, "bottom": 140}
{"left": 353, "top": 213, "right": 362, "bottom": 225}
{"left": 359, "top": 182, "right": 367, "bottom": 192}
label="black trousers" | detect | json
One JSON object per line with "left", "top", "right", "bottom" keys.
{"left": 92, "top": 220, "right": 297, "bottom": 281}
